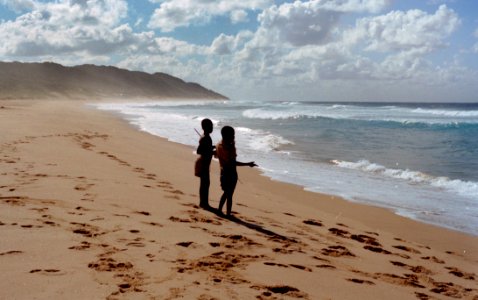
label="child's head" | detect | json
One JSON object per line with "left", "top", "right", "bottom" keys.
{"left": 201, "top": 118, "right": 213, "bottom": 134}
{"left": 221, "top": 126, "right": 235, "bottom": 142}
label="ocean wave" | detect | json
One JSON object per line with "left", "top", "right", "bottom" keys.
{"left": 242, "top": 108, "right": 321, "bottom": 120}
{"left": 332, "top": 159, "right": 478, "bottom": 200}
{"left": 412, "top": 108, "right": 478, "bottom": 117}
{"left": 95, "top": 100, "right": 226, "bottom": 111}
{"left": 234, "top": 127, "right": 294, "bottom": 152}
{"left": 242, "top": 103, "right": 478, "bottom": 126}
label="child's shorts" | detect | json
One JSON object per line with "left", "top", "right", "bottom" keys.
{"left": 220, "top": 170, "right": 237, "bottom": 192}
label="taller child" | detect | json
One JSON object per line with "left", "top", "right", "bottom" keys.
{"left": 216, "top": 126, "right": 257, "bottom": 216}
{"left": 196, "top": 118, "right": 215, "bottom": 209}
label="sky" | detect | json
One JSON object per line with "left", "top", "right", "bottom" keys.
{"left": 0, "top": 0, "right": 477, "bottom": 102}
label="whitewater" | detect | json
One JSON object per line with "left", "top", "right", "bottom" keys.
{"left": 95, "top": 100, "right": 478, "bottom": 236}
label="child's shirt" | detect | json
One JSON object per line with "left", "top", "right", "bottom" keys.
{"left": 216, "top": 141, "right": 237, "bottom": 172}
{"left": 197, "top": 135, "right": 214, "bottom": 164}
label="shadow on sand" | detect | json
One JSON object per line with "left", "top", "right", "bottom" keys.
{"left": 204, "top": 206, "right": 297, "bottom": 244}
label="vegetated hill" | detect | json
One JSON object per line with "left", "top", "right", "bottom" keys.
{"left": 0, "top": 61, "right": 228, "bottom": 100}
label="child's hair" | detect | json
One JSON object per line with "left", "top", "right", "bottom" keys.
{"left": 221, "top": 126, "right": 235, "bottom": 139}
{"left": 201, "top": 118, "right": 213, "bottom": 131}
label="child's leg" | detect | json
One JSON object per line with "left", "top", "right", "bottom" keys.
{"left": 225, "top": 178, "right": 237, "bottom": 216}
{"left": 226, "top": 192, "right": 233, "bottom": 216}
{"left": 199, "top": 173, "right": 210, "bottom": 207}
{"left": 218, "top": 192, "right": 227, "bottom": 212}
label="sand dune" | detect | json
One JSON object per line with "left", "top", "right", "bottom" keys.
{"left": 0, "top": 62, "right": 227, "bottom": 100}
{"left": 0, "top": 100, "right": 477, "bottom": 299}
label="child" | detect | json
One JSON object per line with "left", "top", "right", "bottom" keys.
{"left": 216, "top": 126, "right": 257, "bottom": 216}
{"left": 196, "top": 118, "right": 215, "bottom": 208}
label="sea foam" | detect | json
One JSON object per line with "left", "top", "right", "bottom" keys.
{"left": 332, "top": 159, "right": 478, "bottom": 200}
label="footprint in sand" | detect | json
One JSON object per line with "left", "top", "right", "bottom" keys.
{"left": 42, "top": 220, "right": 57, "bottom": 226}
{"left": 429, "top": 280, "right": 472, "bottom": 298}
{"left": 420, "top": 256, "right": 445, "bottom": 264}
{"left": 134, "top": 211, "right": 151, "bottom": 216}
{"left": 389, "top": 261, "right": 433, "bottom": 275}
{"left": 445, "top": 267, "right": 476, "bottom": 280}
{"left": 303, "top": 219, "right": 323, "bottom": 227}
{"left": 316, "top": 264, "right": 336, "bottom": 269}
{"left": 169, "top": 216, "right": 191, "bottom": 223}
{"left": 251, "top": 285, "right": 308, "bottom": 298}
{"left": 414, "top": 292, "right": 431, "bottom": 300}
{"left": 363, "top": 245, "right": 392, "bottom": 255}
{"left": 0, "top": 250, "right": 23, "bottom": 256}
{"left": 289, "top": 264, "right": 312, "bottom": 272}
{"left": 347, "top": 278, "right": 375, "bottom": 285}
{"left": 321, "top": 245, "right": 355, "bottom": 257}
{"left": 263, "top": 262, "right": 289, "bottom": 268}
{"left": 133, "top": 167, "right": 145, "bottom": 173}
{"left": 68, "top": 241, "right": 91, "bottom": 250}
{"left": 88, "top": 258, "right": 133, "bottom": 272}
{"left": 393, "top": 245, "right": 421, "bottom": 254}
{"left": 176, "top": 241, "right": 194, "bottom": 248}
{"left": 351, "top": 234, "right": 381, "bottom": 247}
{"left": 29, "top": 269, "right": 65, "bottom": 276}
{"left": 328, "top": 227, "right": 350, "bottom": 238}
{"left": 374, "top": 273, "right": 425, "bottom": 289}
{"left": 74, "top": 183, "right": 95, "bottom": 191}
{"left": 71, "top": 222, "right": 103, "bottom": 237}
{"left": 126, "top": 242, "right": 146, "bottom": 247}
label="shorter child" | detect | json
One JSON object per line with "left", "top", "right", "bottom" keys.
{"left": 215, "top": 126, "right": 257, "bottom": 216}
{"left": 196, "top": 118, "right": 215, "bottom": 208}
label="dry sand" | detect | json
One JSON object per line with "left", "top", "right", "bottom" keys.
{"left": 0, "top": 100, "right": 477, "bottom": 300}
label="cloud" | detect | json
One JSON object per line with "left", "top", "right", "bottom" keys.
{"left": 346, "top": 5, "right": 460, "bottom": 53}
{"left": 230, "top": 9, "right": 248, "bottom": 24}
{"left": 249, "top": 0, "right": 391, "bottom": 48}
{"left": 147, "top": 0, "right": 272, "bottom": 32}
{"left": 0, "top": 0, "right": 174, "bottom": 60}
{"left": 257, "top": 3, "right": 340, "bottom": 47}
{"left": 201, "top": 2, "right": 464, "bottom": 95}
{"left": 210, "top": 31, "right": 254, "bottom": 55}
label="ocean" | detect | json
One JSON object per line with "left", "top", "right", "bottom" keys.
{"left": 95, "top": 100, "right": 478, "bottom": 236}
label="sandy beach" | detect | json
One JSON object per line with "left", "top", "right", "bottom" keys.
{"left": 1, "top": 99, "right": 477, "bottom": 300}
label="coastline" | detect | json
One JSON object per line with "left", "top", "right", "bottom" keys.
{"left": 1, "top": 99, "right": 476, "bottom": 299}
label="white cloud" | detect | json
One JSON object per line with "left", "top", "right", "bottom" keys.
{"left": 250, "top": 0, "right": 391, "bottom": 48}
{"left": 256, "top": 2, "right": 341, "bottom": 47}
{"left": 230, "top": 9, "right": 248, "bottom": 24}
{"left": 210, "top": 31, "right": 254, "bottom": 55}
{"left": 147, "top": 0, "right": 272, "bottom": 32}
{"left": 347, "top": 5, "right": 460, "bottom": 53}
{"left": 0, "top": 0, "right": 133, "bottom": 57}
{"left": 198, "top": 2, "right": 465, "bottom": 97}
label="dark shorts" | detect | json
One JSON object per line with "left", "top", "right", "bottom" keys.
{"left": 220, "top": 170, "right": 237, "bottom": 192}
